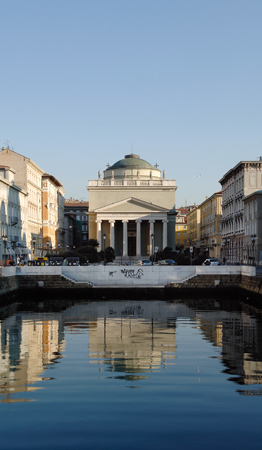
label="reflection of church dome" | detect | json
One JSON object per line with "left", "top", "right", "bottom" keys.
{"left": 104, "top": 154, "right": 161, "bottom": 180}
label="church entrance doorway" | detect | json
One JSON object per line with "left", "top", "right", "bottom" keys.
{"left": 128, "top": 236, "right": 136, "bottom": 256}
{"left": 128, "top": 221, "right": 136, "bottom": 256}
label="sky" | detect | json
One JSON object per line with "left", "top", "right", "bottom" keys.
{"left": 1, "top": 0, "right": 262, "bottom": 207}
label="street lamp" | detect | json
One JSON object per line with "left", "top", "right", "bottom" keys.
{"left": 151, "top": 233, "right": 154, "bottom": 264}
{"left": 45, "top": 240, "right": 51, "bottom": 255}
{"left": 103, "top": 233, "right": 106, "bottom": 263}
{"left": 32, "top": 238, "right": 36, "bottom": 257}
{"left": 2, "top": 235, "right": 7, "bottom": 266}
{"left": 251, "top": 234, "right": 257, "bottom": 266}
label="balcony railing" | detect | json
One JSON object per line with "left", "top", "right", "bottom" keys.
{"left": 88, "top": 179, "right": 176, "bottom": 187}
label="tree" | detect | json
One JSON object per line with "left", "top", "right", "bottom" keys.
{"left": 87, "top": 239, "right": 99, "bottom": 248}
{"left": 105, "top": 246, "right": 115, "bottom": 262}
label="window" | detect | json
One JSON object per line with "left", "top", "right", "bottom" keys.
{"left": 183, "top": 232, "right": 186, "bottom": 237}
{"left": 177, "top": 232, "right": 180, "bottom": 237}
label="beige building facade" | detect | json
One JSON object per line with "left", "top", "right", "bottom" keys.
{"left": 42, "top": 174, "right": 65, "bottom": 252}
{"left": 187, "top": 206, "right": 201, "bottom": 251}
{"left": 219, "top": 160, "right": 262, "bottom": 263}
{"left": 88, "top": 154, "right": 177, "bottom": 257}
{"left": 199, "top": 192, "right": 222, "bottom": 259}
{"left": 0, "top": 148, "right": 45, "bottom": 257}
{"left": 186, "top": 192, "right": 222, "bottom": 259}
{"left": 0, "top": 166, "right": 28, "bottom": 263}
{"left": 243, "top": 190, "right": 262, "bottom": 265}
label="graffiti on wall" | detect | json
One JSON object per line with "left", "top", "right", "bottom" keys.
{"left": 121, "top": 269, "right": 144, "bottom": 279}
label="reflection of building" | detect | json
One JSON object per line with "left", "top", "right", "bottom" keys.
{"left": 42, "top": 174, "right": 65, "bottom": 251}
{"left": 0, "top": 147, "right": 45, "bottom": 257}
{"left": 0, "top": 312, "right": 65, "bottom": 402}
{"left": 1, "top": 300, "right": 262, "bottom": 403}
{"left": 0, "top": 165, "right": 28, "bottom": 263}
{"left": 219, "top": 160, "right": 262, "bottom": 263}
{"left": 88, "top": 154, "right": 177, "bottom": 257}
{"left": 196, "top": 308, "right": 262, "bottom": 386}
{"left": 88, "top": 317, "right": 176, "bottom": 373}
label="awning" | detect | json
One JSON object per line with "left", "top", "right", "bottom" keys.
{"left": 21, "top": 248, "right": 30, "bottom": 254}
{"left": 4, "top": 249, "right": 15, "bottom": 256}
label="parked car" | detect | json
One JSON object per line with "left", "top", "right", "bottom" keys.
{"left": 18, "top": 260, "right": 27, "bottom": 266}
{"left": 134, "top": 259, "right": 152, "bottom": 266}
{"left": 50, "top": 256, "right": 64, "bottom": 266}
{"left": 202, "top": 258, "right": 220, "bottom": 266}
{"left": 158, "top": 259, "right": 177, "bottom": 266}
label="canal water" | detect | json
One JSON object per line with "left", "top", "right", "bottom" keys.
{"left": 1, "top": 298, "right": 262, "bottom": 449}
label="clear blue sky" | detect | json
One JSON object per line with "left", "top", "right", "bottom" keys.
{"left": 1, "top": 0, "right": 261, "bottom": 206}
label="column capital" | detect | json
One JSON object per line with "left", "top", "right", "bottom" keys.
{"left": 109, "top": 220, "right": 115, "bottom": 224}
{"left": 148, "top": 219, "right": 155, "bottom": 224}
{"left": 162, "top": 219, "right": 169, "bottom": 223}
{"left": 95, "top": 219, "right": 102, "bottom": 224}
{"left": 135, "top": 219, "right": 142, "bottom": 223}
{"left": 122, "top": 219, "right": 129, "bottom": 223}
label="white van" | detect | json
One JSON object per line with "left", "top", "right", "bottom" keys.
{"left": 202, "top": 258, "right": 220, "bottom": 266}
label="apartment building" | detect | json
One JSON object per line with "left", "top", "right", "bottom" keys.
{"left": 199, "top": 192, "right": 222, "bottom": 259}
{"left": 0, "top": 166, "right": 28, "bottom": 263}
{"left": 64, "top": 198, "right": 89, "bottom": 249}
{"left": 219, "top": 160, "right": 262, "bottom": 263}
{"left": 243, "top": 190, "right": 262, "bottom": 265}
{"left": 0, "top": 147, "right": 45, "bottom": 256}
{"left": 42, "top": 174, "right": 65, "bottom": 252}
{"left": 187, "top": 206, "right": 201, "bottom": 254}
{"left": 175, "top": 208, "right": 188, "bottom": 249}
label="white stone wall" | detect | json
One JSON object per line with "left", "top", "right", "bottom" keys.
{"left": 3, "top": 265, "right": 255, "bottom": 286}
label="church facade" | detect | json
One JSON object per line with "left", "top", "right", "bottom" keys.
{"left": 87, "top": 154, "right": 177, "bottom": 257}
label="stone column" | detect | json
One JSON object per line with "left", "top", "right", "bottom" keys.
{"left": 136, "top": 220, "right": 142, "bottom": 256}
{"left": 122, "top": 220, "right": 128, "bottom": 256}
{"left": 96, "top": 220, "right": 102, "bottom": 249}
{"left": 162, "top": 220, "right": 168, "bottom": 249}
{"left": 149, "top": 220, "right": 155, "bottom": 255}
{"left": 109, "top": 220, "right": 115, "bottom": 249}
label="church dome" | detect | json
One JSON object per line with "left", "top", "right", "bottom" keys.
{"left": 104, "top": 154, "right": 161, "bottom": 180}
{"left": 108, "top": 154, "right": 156, "bottom": 170}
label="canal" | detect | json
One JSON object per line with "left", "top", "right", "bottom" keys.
{"left": 1, "top": 297, "right": 262, "bottom": 449}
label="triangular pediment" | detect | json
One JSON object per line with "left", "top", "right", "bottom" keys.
{"left": 94, "top": 197, "right": 170, "bottom": 213}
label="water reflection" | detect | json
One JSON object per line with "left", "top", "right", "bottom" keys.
{"left": 0, "top": 311, "right": 65, "bottom": 402}
{"left": 0, "top": 299, "right": 262, "bottom": 402}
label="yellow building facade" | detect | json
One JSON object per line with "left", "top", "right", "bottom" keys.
{"left": 199, "top": 191, "right": 222, "bottom": 258}
{"left": 187, "top": 207, "right": 201, "bottom": 250}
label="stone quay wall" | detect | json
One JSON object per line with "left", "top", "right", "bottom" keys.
{"left": 0, "top": 265, "right": 258, "bottom": 302}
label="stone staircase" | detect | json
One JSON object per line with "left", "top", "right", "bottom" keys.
{"left": 61, "top": 273, "right": 94, "bottom": 286}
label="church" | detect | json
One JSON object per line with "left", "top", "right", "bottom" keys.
{"left": 87, "top": 154, "right": 177, "bottom": 257}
